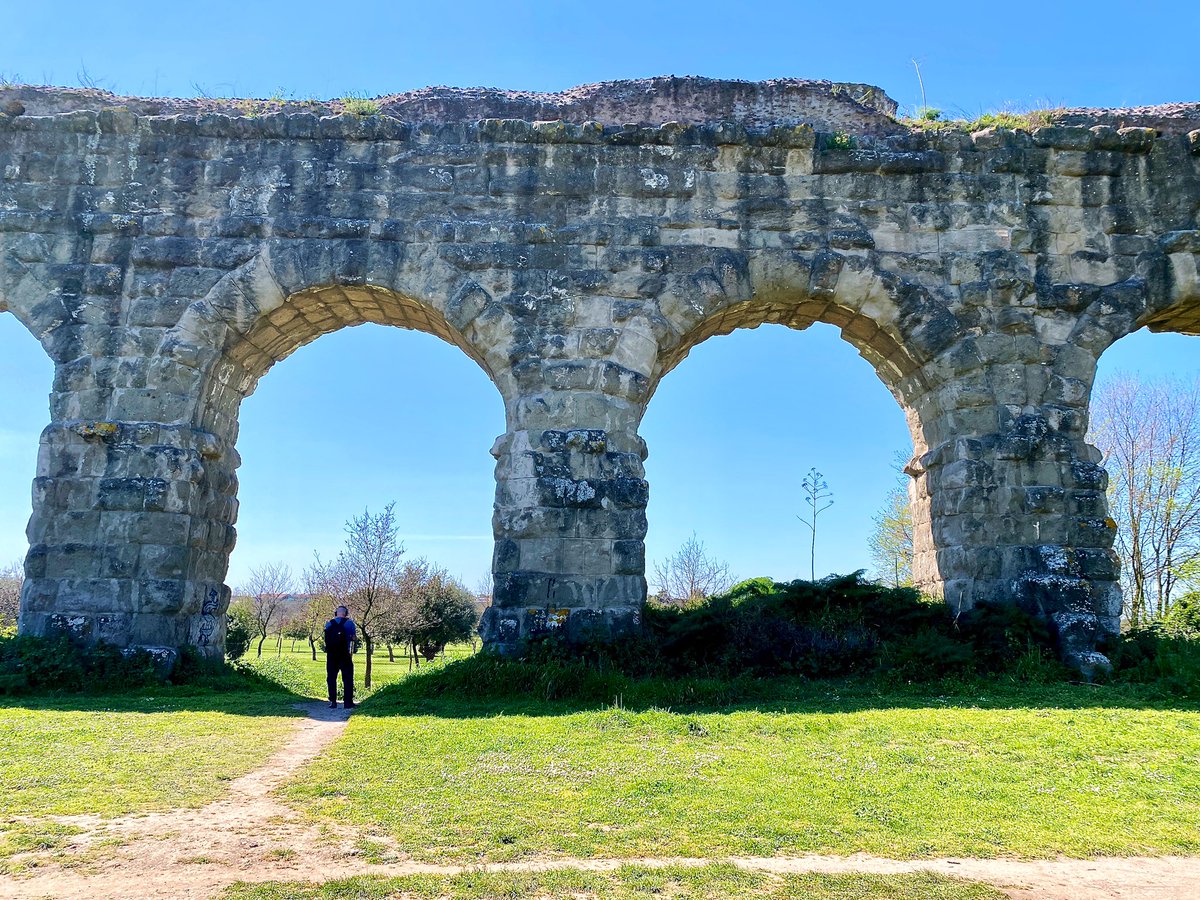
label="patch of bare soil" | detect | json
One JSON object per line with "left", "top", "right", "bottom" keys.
{"left": 3, "top": 702, "right": 1198, "bottom": 899}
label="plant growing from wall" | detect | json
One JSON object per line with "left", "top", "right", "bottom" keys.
{"left": 342, "top": 94, "right": 381, "bottom": 116}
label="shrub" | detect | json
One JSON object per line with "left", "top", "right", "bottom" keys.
{"left": 881, "top": 627, "right": 975, "bottom": 680}
{"left": 536, "top": 573, "right": 1060, "bottom": 685}
{"left": 958, "top": 601, "right": 1057, "bottom": 674}
{"left": 1103, "top": 624, "right": 1200, "bottom": 697}
{"left": 1164, "top": 593, "right": 1200, "bottom": 636}
{"left": 225, "top": 603, "right": 255, "bottom": 661}
{"left": 0, "top": 634, "right": 164, "bottom": 694}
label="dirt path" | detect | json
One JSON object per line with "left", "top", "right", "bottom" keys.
{"left": 4, "top": 703, "right": 1199, "bottom": 899}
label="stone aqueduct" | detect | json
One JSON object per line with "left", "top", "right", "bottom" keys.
{"left": 1, "top": 78, "right": 1198, "bottom": 667}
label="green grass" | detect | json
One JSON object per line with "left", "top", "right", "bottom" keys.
{"left": 341, "top": 94, "right": 382, "bottom": 116}
{"left": 901, "top": 107, "right": 1061, "bottom": 132}
{"left": 0, "top": 691, "right": 300, "bottom": 817}
{"left": 222, "top": 865, "right": 1006, "bottom": 899}
{"left": 284, "top": 676, "right": 1200, "bottom": 863}
{"left": 240, "top": 643, "right": 477, "bottom": 699}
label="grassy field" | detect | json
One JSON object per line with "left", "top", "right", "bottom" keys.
{"left": 240, "top": 642, "right": 477, "bottom": 699}
{"left": 284, "top": 676, "right": 1200, "bottom": 863}
{"left": 0, "top": 692, "right": 300, "bottom": 817}
{"left": 0, "top": 688, "right": 302, "bottom": 872}
{"left": 222, "top": 866, "right": 1007, "bottom": 900}
{"left": 2, "top": 646, "right": 1199, "bottom": 898}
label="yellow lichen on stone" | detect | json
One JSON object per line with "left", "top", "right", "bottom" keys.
{"left": 76, "top": 422, "right": 119, "bottom": 440}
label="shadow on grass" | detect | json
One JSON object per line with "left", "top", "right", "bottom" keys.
{"left": 2, "top": 656, "right": 1197, "bottom": 720}
{"left": 0, "top": 667, "right": 313, "bottom": 716}
{"left": 350, "top": 654, "right": 1200, "bottom": 720}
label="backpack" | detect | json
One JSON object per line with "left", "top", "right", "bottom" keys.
{"left": 324, "top": 618, "right": 351, "bottom": 655}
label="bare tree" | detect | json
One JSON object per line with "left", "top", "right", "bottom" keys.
{"left": 797, "top": 468, "right": 834, "bottom": 581}
{"left": 1090, "top": 374, "right": 1200, "bottom": 624}
{"left": 241, "top": 562, "right": 294, "bottom": 658}
{"left": 652, "top": 533, "right": 733, "bottom": 605}
{"left": 869, "top": 484, "right": 914, "bottom": 587}
{"left": 293, "top": 578, "right": 328, "bottom": 661}
{"left": 0, "top": 559, "right": 22, "bottom": 631}
{"left": 309, "top": 503, "right": 406, "bottom": 688}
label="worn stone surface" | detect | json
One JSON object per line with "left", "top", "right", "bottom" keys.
{"left": 1, "top": 78, "right": 1197, "bottom": 665}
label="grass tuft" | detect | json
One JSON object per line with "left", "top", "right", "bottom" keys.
{"left": 341, "top": 94, "right": 381, "bottom": 116}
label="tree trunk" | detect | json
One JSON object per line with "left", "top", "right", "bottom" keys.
{"left": 411, "top": 638, "right": 420, "bottom": 667}
{"left": 256, "top": 633, "right": 266, "bottom": 657}
{"left": 387, "top": 643, "right": 395, "bottom": 662}
{"left": 364, "top": 634, "right": 374, "bottom": 688}
{"left": 309, "top": 636, "right": 317, "bottom": 661}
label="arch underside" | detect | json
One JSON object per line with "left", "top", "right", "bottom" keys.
{"left": 1142, "top": 249, "right": 1200, "bottom": 334}
{"left": 655, "top": 296, "right": 932, "bottom": 460}
{"left": 1143, "top": 300, "right": 1200, "bottom": 336}
{"left": 225, "top": 285, "right": 496, "bottom": 389}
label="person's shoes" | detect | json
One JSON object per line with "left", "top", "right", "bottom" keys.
{"left": 328, "top": 702, "right": 337, "bottom": 709}
{"left": 344, "top": 703, "right": 356, "bottom": 709}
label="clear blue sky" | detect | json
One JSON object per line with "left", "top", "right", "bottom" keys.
{"left": 1, "top": 1, "right": 1197, "bottom": 589}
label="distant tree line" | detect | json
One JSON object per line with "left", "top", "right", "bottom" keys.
{"left": 227, "top": 503, "right": 481, "bottom": 686}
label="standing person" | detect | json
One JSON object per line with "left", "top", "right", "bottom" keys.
{"left": 324, "top": 605, "right": 357, "bottom": 709}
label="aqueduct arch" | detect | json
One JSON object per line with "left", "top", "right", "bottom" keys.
{"left": 2, "top": 77, "right": 1198, "bottom": 668}
{"left": 645, "top": 256, "right": 941, "bottom": 601}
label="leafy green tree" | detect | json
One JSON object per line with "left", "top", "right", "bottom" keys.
{"left": 225, "top": 600, "right": 256, "bottom": 661}
{"left": 1164, "top": 592, "right": 1200, "bottom": 636}
{"left": 869, "top": 485, "right": 914, "bottom": 587}
{"left": 409, "top": 571, "right": 479, "bottom": 662}
{"left": 382, "top": 561, "right": 478, "bottom": 663}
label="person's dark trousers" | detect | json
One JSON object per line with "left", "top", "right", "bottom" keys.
{"left": 326, "top": 653, "right": 354, "bottom": 706}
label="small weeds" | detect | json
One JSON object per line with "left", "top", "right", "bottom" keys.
{"left": 341, "top": 94, "right": 381, "bottom": 116}
{"left": 901, "top": 105, "right": 1063, "bottom": 133}
{"left": 825, "top": 131, "right": 855, "bottom": 150}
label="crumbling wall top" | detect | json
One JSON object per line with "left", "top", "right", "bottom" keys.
{"left": 0, "top": 76, "right": 902, "bottom": 134}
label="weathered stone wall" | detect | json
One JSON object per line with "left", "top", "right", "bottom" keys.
{"left": 1, "top": 78, "right": 1197, "bottom": 669}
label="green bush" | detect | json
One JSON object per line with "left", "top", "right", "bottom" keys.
{"left": 824, "top": 131, "right": 855, "bottom": 150}
{"left": 468, "top": 573, "right": 1061, "bottom": 690}
{"left": 0, "top": 634, "right": 162, "bottom": 693}
{"left": 637, "top": 573, "right": 1050, "bottom": 682}
{"left": 1164, "top": 593, "right": 1200, "bottom": 636}
{"left": 1103, "top": 624, "right": 1200, "bottom": 697}
{"left": 225, "top": 603, "right": 255, "bottom": 661}
{"left": 375, "top": 574, "right": 1200, "bottom": 705}
{"left": 342, "top": 94, "right": 381, "bottom": 116}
